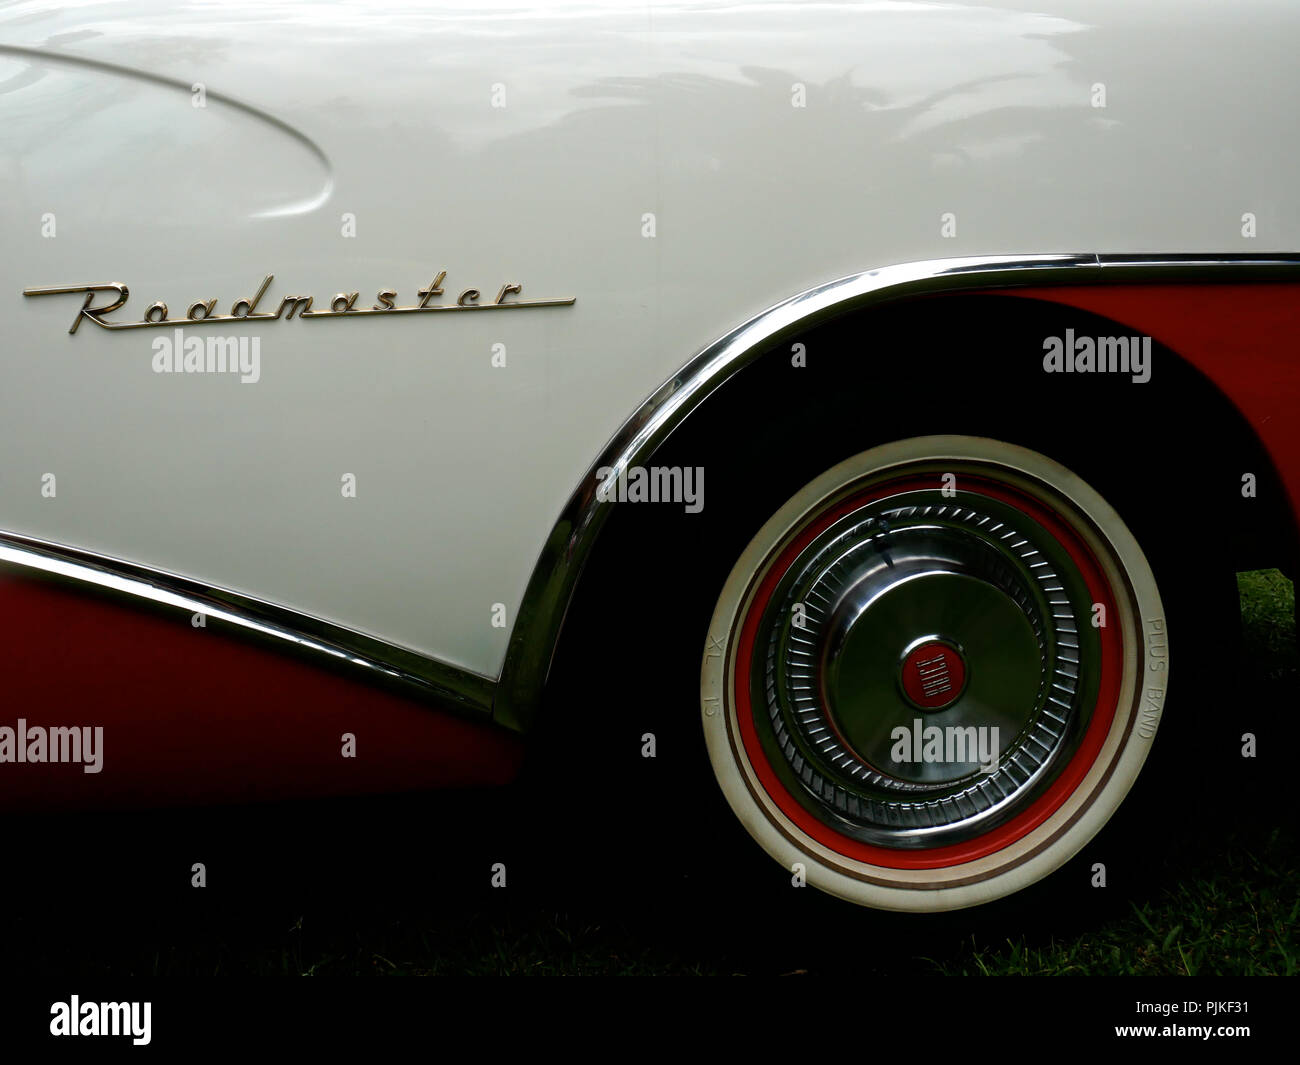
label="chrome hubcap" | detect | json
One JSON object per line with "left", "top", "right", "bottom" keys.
{"left": 752, "top": 477, "right": 1102, "bottom": 848}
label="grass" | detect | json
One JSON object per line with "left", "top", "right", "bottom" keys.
{"left": 3, "top": 571, "right": 1295, "bottom": 977}
{"left": 929, "top": 830, "right": 1298, "bottom": 976}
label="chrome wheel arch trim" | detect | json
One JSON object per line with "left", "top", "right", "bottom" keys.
{"left": 496, "top": 251, "right": 1300, "bottom": 731}
{"left": 0, "top": 531, "right": 497, "bottom": 721}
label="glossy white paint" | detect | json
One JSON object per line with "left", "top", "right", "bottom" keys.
{"left": 2, "top": 0, "right": 1297, "bottom": 678}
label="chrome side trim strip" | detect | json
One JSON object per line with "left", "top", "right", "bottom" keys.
{"left": 0, "top": 531, "right": 496, "bottom": 720}
{"left": 495, "top": 251, "right": 1300, "bottom": 731}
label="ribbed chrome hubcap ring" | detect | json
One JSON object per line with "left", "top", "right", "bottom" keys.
{"left": 750, "top": 472, "right": 1102, "bottom": 850}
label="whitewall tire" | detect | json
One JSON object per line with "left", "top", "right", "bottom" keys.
{"left": 700, "top": 436, "right": 1168, "bottom": 912}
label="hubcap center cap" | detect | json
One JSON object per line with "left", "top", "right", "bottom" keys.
{"left": 899, "top": 638, "right": 967, "bottom": 711}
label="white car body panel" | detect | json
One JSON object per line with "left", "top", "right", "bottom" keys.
{"left": 2, "top": 0, "right": 1297, "bottom": 679}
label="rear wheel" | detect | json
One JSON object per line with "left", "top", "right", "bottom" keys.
{"left": 700, "top": 435, "right": 1167, "bottom": 912}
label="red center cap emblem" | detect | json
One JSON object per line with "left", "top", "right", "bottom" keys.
{"left": 900, "top": 639, "right": 967, "bottom": 711}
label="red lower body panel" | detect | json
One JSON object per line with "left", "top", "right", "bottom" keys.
{"left": 0, "top": 573, "right": 522, "bottom": 810}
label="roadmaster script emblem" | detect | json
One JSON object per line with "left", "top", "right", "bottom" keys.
{"left": 23, "top": 273, "right": 576, "bottom": 334}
